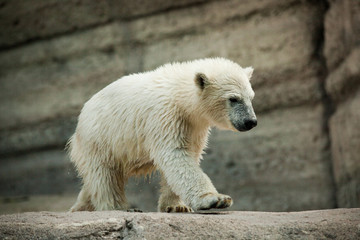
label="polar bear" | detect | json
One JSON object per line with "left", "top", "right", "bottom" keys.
{"left": 68, "top": 58, "right": 257, "bottom": 212}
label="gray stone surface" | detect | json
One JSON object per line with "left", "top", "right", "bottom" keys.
{"left": 0, "top": 51, "right": 126, "bottom": 130}
{"left": 0, "top": 209, "right": 359, "bottom": 239}
{"left": 0, "top": 0, "right": 209, "bottom": 48}
{"left": 0, "top": 150, "right": 79, "bottom": 196}
{"left": 0, "top": 117, "right": 77, "bottom": 156}
{"left": 325, "top": 0, "right": 360, "bottom": 208}
{"left": 324, "top": 0, "right": 360, "bottom": 70}
{"left": 326, "top": 47, "right": 360, "bottom": 103}
{"left": 0, "top": 195, "right": 77, "bottom": 215}
{"left": 329, "top": 88, "right": 360, "bottom": 207}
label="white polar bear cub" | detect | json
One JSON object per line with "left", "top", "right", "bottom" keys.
{"left": 68, "top": 58, "right": 257, "bottom": 212}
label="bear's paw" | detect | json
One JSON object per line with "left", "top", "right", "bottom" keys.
{"left": 197, "top": 193, "right": 233, "bottom": 210}
{"left": 166, "top": 204, "right": 194, "bottom": 213}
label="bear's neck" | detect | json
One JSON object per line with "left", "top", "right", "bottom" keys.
{"left": 154, "top": 66, "right": 212, "bottom": 129}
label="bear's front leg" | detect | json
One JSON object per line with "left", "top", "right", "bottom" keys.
{"left": 156, "top": 149, "right": 233, "bottom": 211}
{"left": 158, "top": 172, "right": 193, "bottom": 213}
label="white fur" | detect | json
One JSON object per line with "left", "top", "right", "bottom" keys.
{"left": 68, "top": 57, "right": 255, "bottom": 212}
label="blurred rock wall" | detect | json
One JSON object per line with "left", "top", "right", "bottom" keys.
{"left": 324, "top": 0, "right": 360, "bottom": 207}
{"left": 0, "top": 0, "right": 359, "bottom": 211}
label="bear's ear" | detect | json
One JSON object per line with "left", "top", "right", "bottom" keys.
{"left": 195, "top": 73, "right": 208, "bottom": 90}
{"left": 244, "top": 67, "right": 254, "bottom": 80}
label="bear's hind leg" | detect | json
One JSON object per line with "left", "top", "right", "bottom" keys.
{"left": 158, "top": 173, "right": 193, "bottom": 213}
{"left": 86, "top": 164, "right": 128, "bottom": 211}
{"left": 70, "top": 188, "right": 94, "bottom": 212}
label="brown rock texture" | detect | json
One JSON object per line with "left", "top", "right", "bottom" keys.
{"left": 1, "top": 209, "right": 359, "bottom": 239}
{"left": 324, "top": 0, "right": 360, "bottom": 70}
{"left": 324, "top": 0, "right": 360, "bottom": 207}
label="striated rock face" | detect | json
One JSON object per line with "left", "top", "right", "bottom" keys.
{"left": 0, "top": 209, "right": 359, "bottom": 239}
{"left": 0, "top": 0, "right": 208, "bottom": 49}
{"left": 0, "top": 0, "right": 359, "bottom": 213}
{"left": 324, "top": 0, "right": 360, "bottom": 207}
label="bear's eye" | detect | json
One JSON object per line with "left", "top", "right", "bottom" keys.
{"left": 229, "top": 97, "right": 239, "bottom": 103}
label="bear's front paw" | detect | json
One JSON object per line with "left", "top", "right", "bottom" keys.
{"left": 196, "top": 193, "right": 233, "bottom": 210}
{"left": 165, "top": 204, "right": 194, "bottom": 213}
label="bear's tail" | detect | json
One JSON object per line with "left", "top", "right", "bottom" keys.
{"left": 64, "top": 134, "right": 74, "bottom": 153}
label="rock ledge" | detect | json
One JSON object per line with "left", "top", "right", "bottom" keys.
{"left": 0, "top": 208, "right": 359, "bottom": 239}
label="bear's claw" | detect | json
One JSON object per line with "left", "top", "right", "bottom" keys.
{"left": 166, "top": 205, "right": 193, "bottom": 213}
{"left": 127, "top": 208, "right": 143, "bottom": 212}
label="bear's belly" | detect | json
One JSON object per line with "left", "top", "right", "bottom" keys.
{"left": 129, "top": 161, "right": 156, "bottom": 176}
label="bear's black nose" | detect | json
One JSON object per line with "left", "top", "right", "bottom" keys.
{"left": 244, "top": 119, "right": 257, "bottom": 130}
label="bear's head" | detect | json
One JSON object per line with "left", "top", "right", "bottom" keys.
{"left": 194, "top": 60, "right": 257, "bottom": 132}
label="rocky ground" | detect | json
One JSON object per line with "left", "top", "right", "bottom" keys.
{"left": 0, "top": 208, "right": 359, "bottom": 239}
